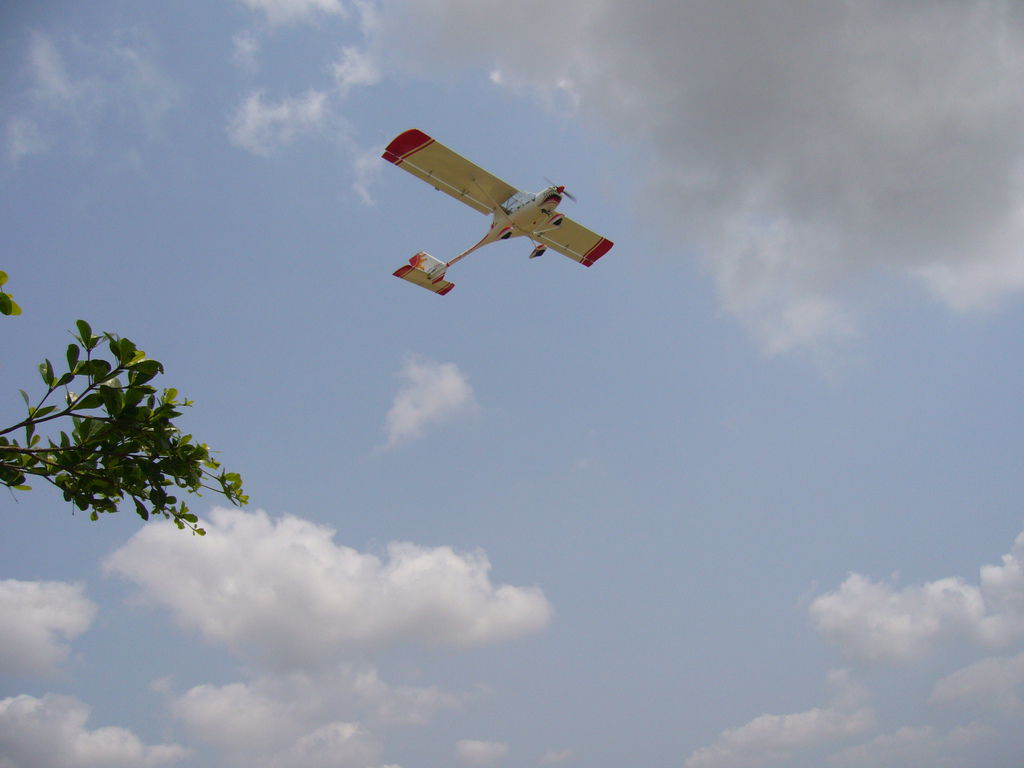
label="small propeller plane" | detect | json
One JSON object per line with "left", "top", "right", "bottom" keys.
{"left": 382, "top": 128, "right": 613, "bottom": 295}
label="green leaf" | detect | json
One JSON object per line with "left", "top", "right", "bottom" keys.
{"left": 77, "top": 417, "right": 94, "bottom": 440}
{"left": 39, "top": 359, "right": 55, "bottom": 386}
{"left": 100, "top": 386, "right": 123, "bottom": 414}
{"left": 83, "top": 359, "right": 111, "bottom": 379}
{"left": 74, "top": 393, "right": 105, "bottom": 410}
{"left": 7, "top": 298, "right": 21, "bottom": 316}
{"left": 133, "top": 498, "right": 150, "bottom": 521}
{"left": 0, "top": 293, "right": 12, "bottom": 316}
{"left": 66, "top": 343, "right": 80, "bottom": 370}
{"left": 75, "top": 320, "right": 92, "bottom": 344}
{"left": 129, "top": 359, "right": 162, "bottom": 378}
{"left": 13, "top": 484, "right": 32, "bottom": 491}
{"left": 19, "top": 389, "right": 29, "bottom": 407}
{"left": 115, "top": 338, "right": 138, "bottom": 366}
{"left": 0, "top": 271, "right": 7, "bottom": 286}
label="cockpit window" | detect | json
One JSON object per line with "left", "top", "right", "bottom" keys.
{"left": 500, "top": 190, "right": 535, "bottom": 214}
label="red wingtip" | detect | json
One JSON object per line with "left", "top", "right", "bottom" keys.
{"left": 382, "top": 129, "right": 434, "bottom": 164}
{"left": 580, "top": 238, "right": 613, "bottom": 267}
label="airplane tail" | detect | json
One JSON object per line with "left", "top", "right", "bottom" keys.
{"left": 393, "top": 252, "right": 454, "bottom": 295}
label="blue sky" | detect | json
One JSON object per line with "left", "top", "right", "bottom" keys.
{"left": 2, "top": 2, "right": 1024, "bottom": 767}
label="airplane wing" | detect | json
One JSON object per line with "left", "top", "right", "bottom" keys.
{"left": 382, "top": 129, "right": 519, "bottom": 215}
{"left": 535, "top": 217, "right": 614, "bottom": 267}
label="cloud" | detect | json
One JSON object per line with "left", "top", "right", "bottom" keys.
{"left": 369, "top": 1, "right": 1024, "bottom": 351}
{"left": 105, "top": 36, "right": 181, "bottom": 139}
{"left": 27, "top": 32, "right": 75, "bottom": 103}
{"left": 0, "top": 579, "right": 96, "bottom": 677}
{"left": 0, "top": 694, "right": 188, "bottom": 768}
{"left": 930, "top": 652, "right": 1024, "bottom": 714}
{"left": 231, "top": 29, "right": 263, "bottom": 72}
{"left": 333, "top": 45, "right": 381, "bottom": 93}
{"left": 227, "top": 89, "right": 328, "bottom": 156}
{"left": 5, "top": 117, "right": 49, "bottom": 161}
{"left": 456, "top": 739, "right": 509, "bottom": 766}
{"left": 826, "top": 723, "right": 994, "bottom": 768}
{"left": 225, "top": 4, "right": 383, "bottom": 200}
{"left": 236, "top": 0, "right": 349, "bottom": 26}
{"left": 172, "top": 679, "right": 385, "bottom": 768}
{"left": 809, "top": 531, "right": 1024, "bottom": 663}
{"left": 267, "top": 721, "right": 378, "bottom": 768}
{"left": 174, "top": 665, "right": 459, "bottom": 741}
{"left": 351, "top": 143, "right": 384, "bottom": 204}
{"left": 171, "top": 665, "right": 454, "bottom": 767}
{"left": 809, "top": 573, "right": 985, "bottom": 664}
{"left": 6, "top": 30, "right": 179, "bottom": 161}
{"left": 383, "top": 358, "right": 478, "bottom": 448}
{"left": 224, "top": 49, "right": 381, "bottom": 159}
{"left": 105, "top": 508, "right": 552, "bottom": 668}
{"left": 683, "top": 670, "right": 874, "bottom": 768}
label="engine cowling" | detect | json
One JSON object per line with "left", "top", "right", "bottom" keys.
{"left": 547, "top": 213, "right": 565, "bottom": 227}
{"left": 540, "top": 193, "right": 562, "bottom": 212}
{"left": 498, "top": 225, "right": 514, "bottom": 240}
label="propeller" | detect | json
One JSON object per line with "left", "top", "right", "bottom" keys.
{"left": 545, "top": 177, "right": 577, "bottom": 202}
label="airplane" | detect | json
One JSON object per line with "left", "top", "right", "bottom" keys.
{"left": 382, "top": 128, "right": 613, "bottom": 295}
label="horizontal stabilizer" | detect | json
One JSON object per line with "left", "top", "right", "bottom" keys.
{"left": 393, "top": 263, "right": 455, "bottom": 296}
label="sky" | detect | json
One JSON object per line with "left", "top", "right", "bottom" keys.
{"left": 2, "top": 1, "right": 1024, "bottom": 766}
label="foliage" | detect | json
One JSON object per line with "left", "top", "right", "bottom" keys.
{"left": 0, "top": 271, "right": 21, "bottom": 316}
{"left": 1, "top": 319, "right": 247, "bottom": 534}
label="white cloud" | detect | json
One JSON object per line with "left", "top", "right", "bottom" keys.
{"left": 4, "top": 117, "right": 48, "bottom": 161}
{"left": 370, "top": 1, "right": 1024, "bottom": 351}
{"left": 809, "top": 531, "right": 1024, "bottom": 663}
{"left": 27, "top": 32, "right": 75, "bottom": 103}
{"left": 456, "top": 739, "right": 509, "bottom": 766}
{"left": 930, "top": 652, "right": 1024, "bottom": 714}
{"left": 178, "top": 685, "right": 375, "bottom": 767}
{"left": 351, "top": 143, "right": 383, "bottom": 204}
{"left": 106, "top": 37, "right": 180, "bottom": 140}
{"left": 809, "top": 574, "right": 985, "bottom": 664}
{"left": 383, "top": 357, "right": 478, "bottom": 448}
{"left": 7, "top": 30, "right": 179, "bottom": 161}
{"left": 174, "top": 665, "right": 458, "bottom": 740}
{"left": 268, "top": 721, "right": 377, "bottom": 768}
{"left": 827, "top": 723, "right": 994, "bottom": 768}
{"left": 237, "top": 0, "right": 348, "bottom": 26}
{"left": 332, "top": 45, "right": 380, "bottom": 93}
{"left": 172, "top": 666, "right": 453, "bottom": 767}
{"left": 683, "top": 670, "right": 874, "bottom": 768}
{"left": 227, "top": 89, "right": 328, "bottom": 156}
{"left": 231, "top": 29, "right": 263, "bottom": 72}
{"left": 977, "top": 531, "right": 1024, "bottom": 645}
{"left": 0, "top": 579, "right": 96, "bottom": 677}
{"left": 0, "top": 694, "right": 188, "bottom": 768}
{"left": 105, "top": 508, "right": 552, "bottom": 668}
